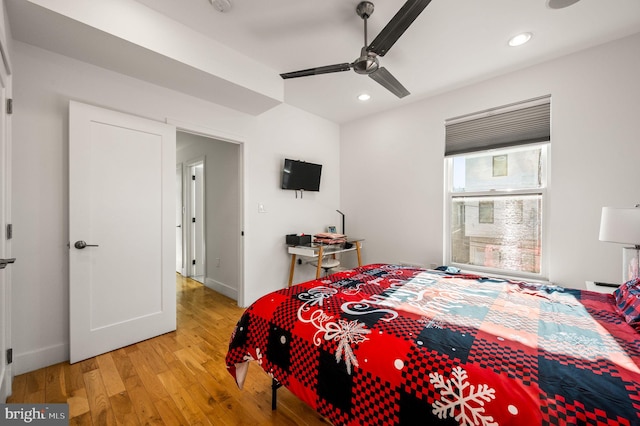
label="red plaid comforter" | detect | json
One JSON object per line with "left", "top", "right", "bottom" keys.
{"left": 225, "top": 264, "right": 640, "bottom": 425}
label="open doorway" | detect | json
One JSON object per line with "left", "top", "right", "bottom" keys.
{"left": 175, "top": 130, "right": 242, "bottom": 302}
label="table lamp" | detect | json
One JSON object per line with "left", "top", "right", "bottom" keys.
{"left": 336, "top": 209, "right": 345, "bottom": 235}
{"left": 599, "top": 205, "right": 640, "bottom": 283}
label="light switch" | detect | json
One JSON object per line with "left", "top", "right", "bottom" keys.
{"left": 258, "top": 203, "right": 267, "bottom": 213}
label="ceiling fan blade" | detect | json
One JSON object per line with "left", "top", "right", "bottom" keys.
{"left": 367, "top": 0, "right": 432, "bottom": 57}
{"left": 369, "top": 67, "right": 410, "bottom": 98}
{"left": 280, "top": 63, "right": 352, "bottom": 79}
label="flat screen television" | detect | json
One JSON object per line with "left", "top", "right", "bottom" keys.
{"left": 281, "top": 158, "right": 322, "bottom": 191}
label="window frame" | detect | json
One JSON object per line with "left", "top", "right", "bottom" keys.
{"left": 443, "top": 143, "right": 550, "bottom": 281}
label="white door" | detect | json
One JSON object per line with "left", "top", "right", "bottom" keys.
{"left": 69, "top": 101, "right": 176, "bottom": 364}
{"left": 176, "top": 164, "right": 184, "bottom": 275}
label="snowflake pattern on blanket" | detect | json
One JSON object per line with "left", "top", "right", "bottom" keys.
{"left": 226, "top": 264, "right": 640, "bottom": 425}
{"left": 430, "top": 366, "right": 496, "bottom": 426}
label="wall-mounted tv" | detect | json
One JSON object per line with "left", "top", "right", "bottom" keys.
{"left": 281, "top": 158, "right": 322, "bottom": 192}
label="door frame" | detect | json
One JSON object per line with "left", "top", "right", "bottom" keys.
{"left": 168, "top": 118, "right": 244, "bottom": 306}
{"left": 0, "top": 31, "right": 12, "bottom": 402}
{"left": 176, "top": 163, "right": 185, "bottom": 276}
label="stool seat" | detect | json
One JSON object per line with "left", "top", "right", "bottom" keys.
{"left": 311, "top": 258, "right": 340, "bottom": 275}
{"left": 317, "top": 258, "right": 340, "bottom": 269}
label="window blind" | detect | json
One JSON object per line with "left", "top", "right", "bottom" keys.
{"left": 445, "top": 95, "right": 551, "bottom": 156}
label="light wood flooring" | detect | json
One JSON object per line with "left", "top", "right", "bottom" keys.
{"left": 7, "top": 274, "right": 330, "bottom": 425}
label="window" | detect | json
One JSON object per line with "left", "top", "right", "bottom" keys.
{"left": 444, "top": 96, "right": 550, "bottom": 279}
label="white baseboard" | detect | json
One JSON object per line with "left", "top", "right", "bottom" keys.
{"left": 14, "top": 343, "right": 69, "bottom": 375}
{"left": 205, "top": 278, "right": 238, "bottom": 301}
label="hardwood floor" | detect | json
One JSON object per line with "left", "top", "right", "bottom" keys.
{"left": 7, "top": 275, "right": 330, "bottom": 425}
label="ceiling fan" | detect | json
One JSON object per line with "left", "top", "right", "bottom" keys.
{"left": 280, "top": 0, "right": 432, "bottom": 98}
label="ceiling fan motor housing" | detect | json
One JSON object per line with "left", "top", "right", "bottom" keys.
{"left": 353, "top": 48, "right": 379, "bottom": 74}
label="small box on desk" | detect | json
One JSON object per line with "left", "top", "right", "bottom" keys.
{"left": 286, "top": 234, "right": 311, "bottom": 246}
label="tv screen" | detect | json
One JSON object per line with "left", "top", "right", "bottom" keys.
{"left": 281, "top": 159, "right": 322, "bottom": 191}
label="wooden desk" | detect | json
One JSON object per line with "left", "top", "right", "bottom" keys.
{"left": 287, "top": 240, "right": 363, "bottom": 287}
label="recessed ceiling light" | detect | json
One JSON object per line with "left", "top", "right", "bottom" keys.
{"left": 547, "top": 0, "right": 581, "bottom": 9}
{"left": 357, "top": 93, "right": 371, "bottom": 101}
{"left": 508, "top": 32, "right": 532, "bottom": 47}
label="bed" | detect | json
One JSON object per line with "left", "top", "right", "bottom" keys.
{"left": 225, "top": 264, "right": 640, "bottom": 425}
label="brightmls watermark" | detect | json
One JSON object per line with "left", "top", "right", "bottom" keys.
{"left": 0, "top": 404, "right": 68, "bottom": 425}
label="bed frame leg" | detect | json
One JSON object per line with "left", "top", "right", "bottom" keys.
{"left": 271, "top": 378, "right": 282, "bottom": 410}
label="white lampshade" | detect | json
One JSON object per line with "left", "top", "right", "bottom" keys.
{"left": 599, "top": 207, "right": 640, "bottom": 246}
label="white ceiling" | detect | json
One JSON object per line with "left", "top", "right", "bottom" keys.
{"left": 8, "top": 0, "right": 640, "bottom": 123}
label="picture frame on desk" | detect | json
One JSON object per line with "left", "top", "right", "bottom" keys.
{"left": 327, "top": 225, "right": 337, "bottom": 233}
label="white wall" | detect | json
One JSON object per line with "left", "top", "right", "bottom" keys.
{"left": 341, "top": 33, "right": 640, "bottom": 288}
{"left": 176, "top": 132, "right": 241, "bottom": 299}
{"left": 243, "top": 105, "right": 342, "bottom": 305}
{"left": 10, "top": 41, "right": 340, "bottom": 374}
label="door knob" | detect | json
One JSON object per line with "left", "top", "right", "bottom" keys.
{"left": 74, "top": 240, "right": 99, "bottom": 249}
{"left": 0, "top": 258, "right": 15, "bottom": 269}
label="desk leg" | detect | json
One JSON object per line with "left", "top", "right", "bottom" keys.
{"left": 355, "top": 241, "right": 362, "bottom": 266}
{"left": 316, "top": 246, "right": 324, "bottom": 279}
{"left": 288, "top": 254, "right": 297, "bottom": 287}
